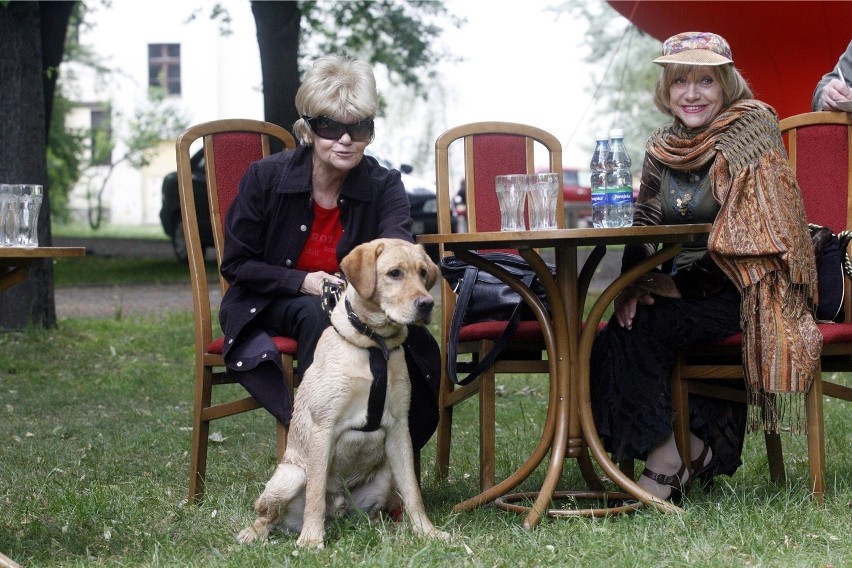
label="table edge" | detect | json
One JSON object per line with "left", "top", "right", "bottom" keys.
{"left": 416, "top": 224, "right": 712, "bottom": 248}
{"left": 0, "top": 247, "right": 86, "bottom": 259}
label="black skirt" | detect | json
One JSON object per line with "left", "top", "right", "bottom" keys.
{"left": 590, "top": 284, "right": 746, "bottom": 476}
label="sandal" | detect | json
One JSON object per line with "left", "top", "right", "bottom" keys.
{"left": 641, "top": 463, "right": 688, "bottom": 503}
{"left": 689, "top": 443, "right": 715, "bottom": 491}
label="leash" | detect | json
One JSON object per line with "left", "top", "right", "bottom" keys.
{"left": 323, "top": 278, "right": 391, "bottom": 432}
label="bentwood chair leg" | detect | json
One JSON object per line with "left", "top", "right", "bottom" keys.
{"left": 760, "top": 393, "right": 787, "bottom": 485}
{"left": 763, "top": 430, "right": 785, "bottom": 484}
{"left": 275, "top": 421, "right": 288, "bottom": 462}
{"left": 414, "top": 448, "right": 421, "bottom": 485}
{"left": 806, "top": 373, "right": 826, "bottom": 501}
{"left": 435, "top": 400, "right": 453, "bottom": 481}
{"left": 670, "top": 355, "right": 692, "bottom": 467}
{"left": 188, "top": 416, "right": 210, "bottom": 504}
{"left": 188, "top": 370, "right": 213, "bottom": 504}
{"left": 480, "top": 371, "right": 496, "bottom": 491}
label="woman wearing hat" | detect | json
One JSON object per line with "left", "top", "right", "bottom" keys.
{"left": 590, "top": 32, "right": 819, "bottom": 502}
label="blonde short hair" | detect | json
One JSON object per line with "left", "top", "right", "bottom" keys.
{"left": 292, "top": 54, "right": 378, "bottom": 145}
{"left": 652, "top": 63, "right": 753, "bottom": 118}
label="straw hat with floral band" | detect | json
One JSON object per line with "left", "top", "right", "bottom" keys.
{"left": 653, "top": 31, "right": 734, "bottom": 66}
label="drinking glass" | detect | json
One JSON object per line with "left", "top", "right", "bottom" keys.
{"left": 527, "top": 173, "right": 560, "bottom": 230}
{"left": 0, "top": 184, "right": 21, "bottom": 247}
{"left": 495, "top": 174, "right": 528, "bottom": 231}
{"left": 16, "top": 184, "right": 43, "bottom": 247}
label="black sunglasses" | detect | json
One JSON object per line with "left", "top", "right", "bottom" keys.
{"left": 302, "top": 115, "right": 374, "bottom": 142}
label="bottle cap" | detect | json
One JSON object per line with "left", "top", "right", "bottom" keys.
{"left": 595, "top": 131, "right": 609, "bottom": 141}
{"left": 609, "top": 128, "right": 624, "bottom": 138}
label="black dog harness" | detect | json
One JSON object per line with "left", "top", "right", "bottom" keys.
{"left": 323, "top": 280, "right": 393, "bottom": 432}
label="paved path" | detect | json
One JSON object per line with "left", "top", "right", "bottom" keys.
{"left": 55, "top": 282, "right": 220, "bottom": 319}
{"left": 53, "top": 236, "right": 213, "bottom": 319}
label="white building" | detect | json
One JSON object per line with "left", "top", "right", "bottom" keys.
{"left": 64, "top": 0, "right": 264, "bottom": 226}
{"left": 63, "top": 0, "right": 602, "bottom": 228}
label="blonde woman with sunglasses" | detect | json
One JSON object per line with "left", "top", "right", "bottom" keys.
{"left": 219, "top": 54, "right": 440, "bottom": 454}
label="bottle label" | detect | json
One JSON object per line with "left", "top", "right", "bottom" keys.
{"left": 610, "top": 186, "right": 633, "bottom": 204}
{"left": 591, "top": 192, "right": 606, "bottom": 207}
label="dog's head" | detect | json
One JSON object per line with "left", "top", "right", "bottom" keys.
{"left": 340, "top": 238, "right": 440, "bottom": 327}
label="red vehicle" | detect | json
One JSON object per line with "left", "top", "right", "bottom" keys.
{"left": 559, "top": 168, "right": 592, "bottom": 227}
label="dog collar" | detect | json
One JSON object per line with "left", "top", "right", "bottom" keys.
{"left": 345, "top": 297, "right": 390, "bottom": 359}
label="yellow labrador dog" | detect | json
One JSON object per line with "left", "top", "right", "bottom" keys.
{"left": 237, "top": 238, "right": 449, "bottom": 548}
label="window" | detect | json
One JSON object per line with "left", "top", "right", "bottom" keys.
{"left": 90, "top": 107, "right": 112, "bottom": 166}
{"left": 148, "top": 43, "right": 181, "bottom": 95}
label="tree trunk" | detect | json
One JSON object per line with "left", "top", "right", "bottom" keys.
{"left": 0, "top": 1, "right": 74, "bottom": 330}
{"left": 252, "top": 0, "right": 301, "bottom": 152}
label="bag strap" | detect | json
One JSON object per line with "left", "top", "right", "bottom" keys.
{"left": 446, "top": 265, "right": 533, "bottom": 386}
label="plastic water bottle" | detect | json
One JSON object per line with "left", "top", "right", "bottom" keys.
{"left": 604, "top": 128, "right": 633, "bottom": 227}
{"left": 589, "top": 131, "right": 609, "bottom": 228}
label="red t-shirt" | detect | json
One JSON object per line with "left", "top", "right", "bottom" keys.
{"left": 296, "top": 201, "right": 343, "bottom": 273}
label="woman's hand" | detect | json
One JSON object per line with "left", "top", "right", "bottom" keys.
{"left": 615, "top": 273, "right": 681, "bottom": 330}
{"left": 615, "top": 286, "right": 654, "bottom": 330}
{"left": 299, "top": 271, "right": 345, "bottom": 296}
{"left": 819, "top": 78, "right": 852, "bottom": 111}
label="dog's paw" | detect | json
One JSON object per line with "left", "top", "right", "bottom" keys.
{"left": 236, "top": 526, "right": 266, "bottom": 544}
{"left": 295, "top": 533, "right": 325, "bottom": 549}
{"left": 425, "top": 527, "right": 451, "bottom": 541}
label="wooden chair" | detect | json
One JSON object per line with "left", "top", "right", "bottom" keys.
{"left": 175, "top": 118, "right": 298, "bottom": 503}
{"left": 671, "top": 111, "right": 852, "bottom": 501}
{"left": 433, "top": 121, "right": 565, "bottom": 490}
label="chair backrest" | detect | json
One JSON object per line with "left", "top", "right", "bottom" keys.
{"left": 780, "top": 111, "right": 852, "bottom": 232}
{"left": 175, "top": 119, "right": 297, "bottom": 348}
{"left": 434, "top": 121, "right": 565, "bottom": 242}
{"left": 780, "top": 111, "right": 852, "bottom": 322}
{"left": 434, "top": 122, "right": 563, "bottom": 338}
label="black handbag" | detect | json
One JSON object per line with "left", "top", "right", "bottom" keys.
{"left": 440, "top": 252, "right": 555, "bottom": 385}
{"left": 810, "top": 224, "right": 852, "bottom": 322}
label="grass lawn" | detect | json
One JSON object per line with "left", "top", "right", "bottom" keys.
{"left": 0, "top": 248, "right": 852, "bottom": 568}
{"left": 1, "top": 258, "right": 851, "bottom": 566}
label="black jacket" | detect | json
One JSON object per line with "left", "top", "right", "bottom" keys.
{"left": 220, "top": 145, "right": 413, "bottom": 347}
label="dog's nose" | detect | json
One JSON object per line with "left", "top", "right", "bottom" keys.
{"left": 415, "top": 296, "right": 434, "bottom": 314}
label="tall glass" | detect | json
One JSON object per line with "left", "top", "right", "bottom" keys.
{"left": 16, "top": 184, "right": 43, "bottom": 247}
{"left": 527, "top": 173, "right": 560, "bottom": 230}
{"left": 495, "top": 174, "right": 528, "bottom": 231}
{"left": 0, "top": 184, "right": 21, "bottom": 247}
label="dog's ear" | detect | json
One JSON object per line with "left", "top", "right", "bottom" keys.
{"left": 422, "top": 248, "right": 440, "bottom": 290}
{"left": 341, "top": 240, "right": 383, "bottom": 299}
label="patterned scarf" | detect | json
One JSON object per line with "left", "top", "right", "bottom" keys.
{"left": 647, "top": 100, "right": 821, "bottom": 432}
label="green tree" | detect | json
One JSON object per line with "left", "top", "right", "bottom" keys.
{"left": 561, "top": 1, "right": 666, "bottom": 162}
{"left": 82, "top": 91, "right": 189, "bottom": 229}
{"left": 47, "top": 1, "right": 113, "bottom": 224}
{"left": 0, "top": 1, "right": 76, "bottom": 330}
{"left": 252, "top": 0, "right": 461, "bottom": 140}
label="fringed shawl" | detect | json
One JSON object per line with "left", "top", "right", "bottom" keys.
{"left": 647, "top": 100, "right": 821, "bottom": 432}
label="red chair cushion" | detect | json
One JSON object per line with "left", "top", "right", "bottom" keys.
{"left": 207, "top": 335, "right": 298, "bottom": 355}
{"left": 458, "top": 319, "right": 606, "bottom": 342}
{"left": 711, "top": 322, "right": 852, "bottom": 348}
{"left": 817, "top": 322, "right": 852, "bottom": 344}
{"left": 458, "top": 320, "right": 544, "bottom": 342}
{"left": 715, "top": 332, "right": 743, "bottom": 347}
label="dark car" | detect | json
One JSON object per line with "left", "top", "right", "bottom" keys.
{"left": 159, "top": 148, "right": 447, "bottom": 263}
